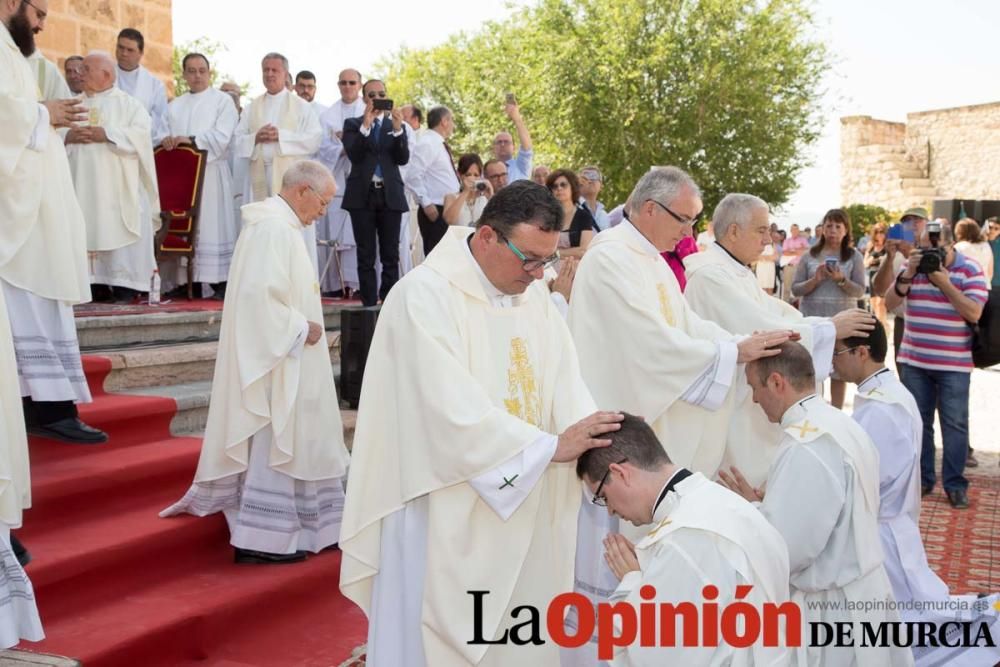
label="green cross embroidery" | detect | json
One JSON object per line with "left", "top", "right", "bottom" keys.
{"left": 499, "top": 474, "right": 519, "bottom": 489}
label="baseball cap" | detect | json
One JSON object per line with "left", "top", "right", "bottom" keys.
{"left": 902, "top": 207, "right": 929, "bottom": 220}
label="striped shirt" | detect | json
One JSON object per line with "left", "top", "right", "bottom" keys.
{"left": 898, "top": 252, "right": 988, "bottom": 372}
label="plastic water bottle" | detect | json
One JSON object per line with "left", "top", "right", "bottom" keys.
{"left": 148, "top": 270, "right": 161, "bottom": 306}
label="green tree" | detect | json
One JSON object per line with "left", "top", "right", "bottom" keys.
{"left": 380, "top": 0, "right": 829, "bottom": 210}
{"left": 172, "top": 38, "right": 246, "bottom": 97}
{"left": 844, "top": 203, "right": 895, "bottom": 242}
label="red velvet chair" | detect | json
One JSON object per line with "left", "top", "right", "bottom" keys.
{"left": 154, "top": 144, "right": 208, "bottom": 300}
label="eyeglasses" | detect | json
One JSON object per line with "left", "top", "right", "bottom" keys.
{"left": 22, "top": 0, "right": 47, "bottom": 20}
{"left": 338, "top": 80, "right": 358, "bottom": 86}
{"left": 495, "top": 230, "right": 559, "bottom": 272}
{"left": 592, "top": 457, "right": 629, "bottom": 506}
{"left": 833, "top": 346, "right": 861, "bottom": 356}
{"left": 307, "top": 185, "right": 331, "bottom": 209}
{"left": 550, "top": 181, "right": 571, "bottom": 190}
{"left": 485, "top": 171, "right": 508, "bottom": 180}
{"left": 366, "top": 91, "right": 387, "bottom": 98}
{"left": 648, "top": 199, "right": 702, "bottom": 227}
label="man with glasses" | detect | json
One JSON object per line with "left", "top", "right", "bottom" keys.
{"left": 341, "top": 79, "right": 409, "bottom": 306}
{"left": 340, "top": 181, "right": 624, "bottom": 666}
{"left": 483, "top": 158, "right": 509, "bottom": 192}
{"left": 578, "top": 166, "right": 610, "bottom": 231}
{"left": 576, "top": 414, "right": 790, "bottom": 666}
{"left": 316, "top": 68, "right": 365, "bottom": 296}
{"left": 492, "top": 96, "right": 534, "bottom": 182}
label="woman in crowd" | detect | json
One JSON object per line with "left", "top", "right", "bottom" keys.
{"left": 546, "top": 169, "right": 598, "bottom": 259}
{"left": 954, "top": 218, "right": 994, "bottom": 289}
{"left": 442, "top": 153, "right": 492, "bottom": 227}
{"left": 792, "top": 208, "right": 866, "bottom": 408}
{"left": 755, "top": 233, "right": 778, "bottom": 295}
{"left": 864, "top": 222, "right": 889, "bottom": 325}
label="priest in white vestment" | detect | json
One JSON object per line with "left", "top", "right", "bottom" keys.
{"left": 832, "top": 322, "right": 1000, "bottom": 667}
{"left": 722, "top": 342, "right": 913, "bottom": 667}
{"left": 65, "top": 51, "right": 159, "bottom": 300}
{"left": 114, "top": 28, "right": 167, "bottom": 144}
{"left": 315, "top": 68, "right": 365, "bottom": 295}
{"left": 234, "top": 52, "right": 322, "bottom": 273}
{"left": 161, "top": 160, "right": 350, "bottom": 563}
{"left": 684, "top": 193, "right": 876, "bottom": 486}
{"left": 340, "top": 181, "right": 626, "bottom": 667}
{"left": 578, "top": 415, "right": 791, "bottom": 666}
{"left": 1, "top": 5, "right": 105, "bottom": 445}
{"left": 27, "top": 47, "right": 70, "bottom": 101}
{"left": 162, "top": 53, "right": 239, "bottom": 297}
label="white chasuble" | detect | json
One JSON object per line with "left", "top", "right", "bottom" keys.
{"left": 762, "top": 396, "right": 912, "bottom": 667}
{"left": 610, "top": 473, "right": 791, "bottom": 667}
{"left": 0, "top": 26, "right": 88, "bottom": 304}
{"left": 0, "top": 288, "right": 31, "bottom": 528}
{"left": 684, "top": 242, "right": 836, "bottom": 486}
{"left": 166, "top": 88, "right": 239, "bottom": 283}
{"left": 340, "top": 226, "right": 595, "bottom": 666}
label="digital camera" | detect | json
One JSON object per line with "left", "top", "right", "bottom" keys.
{"left": 917, "top": 221, "right": 945, "bottom": 274}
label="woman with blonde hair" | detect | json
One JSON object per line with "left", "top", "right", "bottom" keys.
{"left": 864, "top": 222, "right": 889, "bottom": 324}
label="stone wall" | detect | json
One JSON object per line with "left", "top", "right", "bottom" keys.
{"left": 841, "top": 102, "right": 1000, "bottom": 212}
{"left": 35, "top": 0, "right": 173, "bottom": 91}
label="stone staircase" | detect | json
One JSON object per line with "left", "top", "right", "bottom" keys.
{"left": 847, "top": 144, "right": 937, "bottom": 208}
{"left": 75, "top": 303, "right": 354, "bottom": 442}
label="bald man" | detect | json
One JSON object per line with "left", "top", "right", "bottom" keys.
{"left": 64, "top": 51, "right": 159, "bottom": 303}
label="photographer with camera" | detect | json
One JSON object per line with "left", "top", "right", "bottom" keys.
{"left": 885, "top": 221, "right": 988, "bottom": 509}
{"left": 408, "top": 106, "right": 460, "bottom": 255}
{"left": 442, "top": 153, "right": 492, "bottom": 227}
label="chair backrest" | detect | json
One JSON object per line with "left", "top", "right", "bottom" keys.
{"left": 154, "top": 144, "right": 208, "bottom": 216}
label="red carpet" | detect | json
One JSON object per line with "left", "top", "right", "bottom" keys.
{"left": 17, "top": 356, "right": 367, "bottom": 666}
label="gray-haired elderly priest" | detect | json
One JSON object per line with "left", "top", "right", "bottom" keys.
{"left": 684, "top": 193, "right": 875, "bottom": 487}
{"left": 161, "top": 160, "right": 350, "bottom": 564}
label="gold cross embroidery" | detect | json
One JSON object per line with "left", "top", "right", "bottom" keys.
{"left": 789, "top": 421, "right": 819, "bottom": 439}
{"left": 656, "top": 284, "right": 675, "bottom": 326}
{"left": 647, "top": 517, "right": 672, "bottom": 539}
{"left": 503, "top": 337, "right": 542, "bottom": 426}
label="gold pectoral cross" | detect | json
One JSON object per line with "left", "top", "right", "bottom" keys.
{"left": 790, "top": 420, "right": 819, "bottom": 439}
{"left": 503, "top": 337, "right": 542, "bottom": 426}
{"left": 656, "top": 284, "right": 675, "bottom": 326}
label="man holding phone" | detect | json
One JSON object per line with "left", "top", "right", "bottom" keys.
{"left": 492, "top": 93, "right": 534, "bottom": 182}
{"left": 342, "top": 80, "right": 409, "bottom": 307}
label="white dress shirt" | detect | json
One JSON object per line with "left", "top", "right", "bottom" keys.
{"left": 408, "top": 130, "right": 459, "bottom": 207}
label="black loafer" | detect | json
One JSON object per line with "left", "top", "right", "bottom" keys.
{"left": 10, "top": 535, "right": 30, "bottom": 568}
{"left": 27, "top": 418, "right": 108, "bottom": 445}
{"left": 946, "top": 488, "right": 970, "bottom": 510}
{"left": 233, "top": 548, "right": 307, "bottom": 564}
{"left": 921, "top": 484, "right": 933, "bottom": 497}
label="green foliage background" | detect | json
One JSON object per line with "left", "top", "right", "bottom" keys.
{"left": 379, "top": 0, "right": 830, "bottom": 211}
{"left": 172, "top": 38, "right": 247, "bottom": 98}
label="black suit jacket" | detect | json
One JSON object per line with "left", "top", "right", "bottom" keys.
{"left": 342, "top": 115, "right": 410, "bottom": 212}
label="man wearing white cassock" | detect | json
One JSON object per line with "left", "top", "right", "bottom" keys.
{"left": 27, "top": 47, "right": 71, "bottom": 101}
{"left": 340, "top": 181, "right": 625, "bottom": 667}
{"left": 578, "top": 415, "right": 791, "bottom": 667}
{"left": 161, "top": 160, "right": 350, "bottom": 563}
{"left": 721, "top": 342, "right": 912, "bottom": 667}
{"left": 315, "top": 68, "right": 365, "bottom": 295}
{"left": 234, "top": 52, "right": 322, "bottom": 274}
{"left": 65, "top": 51, "right": 159, "bottom": 302}
{"left": 832, "top": 322, "right": 1000, "bottom": 667}
{"left": 162, "top": 52, "right": 239, "bottom": 298}
{"left": 1, "top": 0, "right": 105, "bottom": 446}
{"left": 114, "top": 28, "right": 167, "bottom": 145}
{"left": 684, "top": 193, "right": 876, "bottom": 487}
{"left": 565, "top": 168, "right": 794, "bottom": 666}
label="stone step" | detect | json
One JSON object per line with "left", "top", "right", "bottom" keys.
{"left": 0, "top": 651, "right": 79, "bottom": 666}
{"left": 900, "top": 178, "right": 933, "bottom": 189}
{"left": 121, "top": 375, "right": 355, "bottom": 448}
{"left": 100, "top": 332, "right": 342, "bottom": 392}
{"left": 856, "top": 143, "right": 906, "bottom": 155}
{"left": 77, "top": 303, "right": 350, "bottom": 351}
{"left": 897, "top": 168, "right": 926, "bottom": 179}
{"left": 904, "top": 186, "right": 938, "bottom": 197}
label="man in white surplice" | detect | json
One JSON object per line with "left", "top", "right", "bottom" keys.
{"left": 161, "top": 52, "right": 239, "bottom": 297}
{"left": 293, "top": 69, "right": 327, "bottom": 119}
{"left": 578, "top": 414, "right": 791, "bottom": 666}
{"left": 234, "top": 52, "right": 322, "bottom": 273}
{"left": 684, "top": 193, "right": 876, "bottom": 487}
{"left": 565, "top": 168, "right": 795, "bottom": 666}
{"left": 114, "top": 28, "right": 167, "bottom": 145}
{"left": 1, "top": 2, "right": 105, "bottom": 446}
{"left": 721, "top": 342, "right": 913, "bottom": 667}
{"left": 340, "top": 181, "right": 625, "bottom": 667}
{"left": 65, "top": 51, "right": 159, "bottom": 302}
{"left": 832, "top": 321, "right": 1000, "bottom": 666}
{"left": 27, "top": 47, "right": 70, "bottom": 101}
{"left": 315, "top": 68, "right": 365, "bottom": 295}
{"left": 161, "top": 161, "right": 349, "bottom": 563}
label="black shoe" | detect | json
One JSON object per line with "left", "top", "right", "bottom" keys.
{"left": 233, "top": 547, "right": 307, "bottom": 564}
{"left": 27, "top": 418, "right": 108, "bottom": 445}
{"left": 921, "top": 484, "right": 933, "bottom": 497}
{"left": 946, "top": 488, "right": 970, "bottom": 509}
{"left": 967, "top": 452, "right": 980, "bottom": 468}
{"left": 321, "top": 543, "right": 339, "bottom": 552}
{"left": 10, "top": 535, "right": 30, "bottom": 568}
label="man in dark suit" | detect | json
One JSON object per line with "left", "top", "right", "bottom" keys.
{"left": 342, "top": 79, "right": 409, "bottom": 306}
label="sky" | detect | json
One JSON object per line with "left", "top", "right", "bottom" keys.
{"left": 173, "top": 0, "right": 1000, "bottom": 227}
